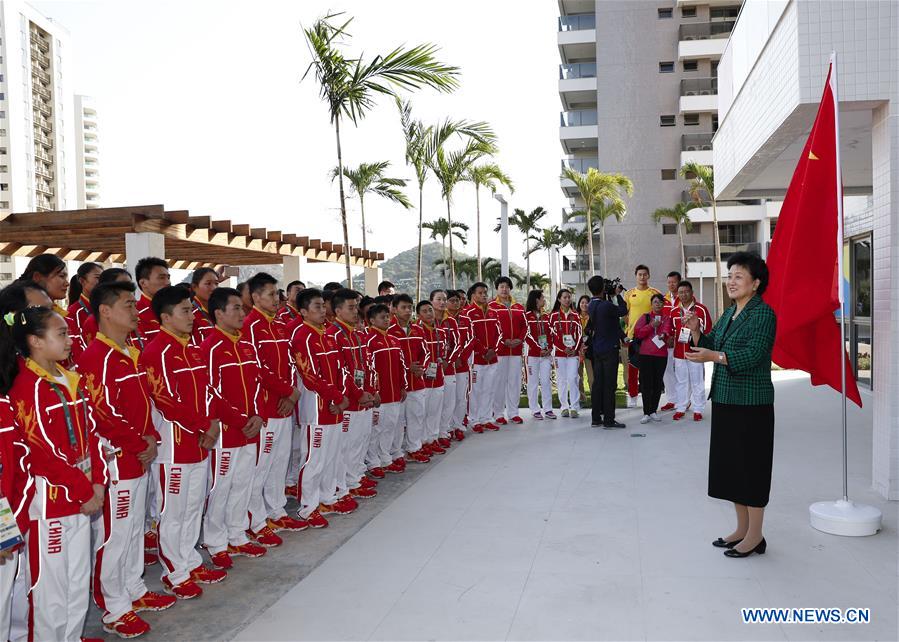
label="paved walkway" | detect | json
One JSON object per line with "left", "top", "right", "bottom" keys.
{"left": 233, "top": 373, "right": 897, "bottom": 641}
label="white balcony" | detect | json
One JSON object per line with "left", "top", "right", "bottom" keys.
{"left": 559, "top": 124, "right": 598, "bottom": 154}
{"left": 678, "top": 37, "right": 727, "bottom": 61}
{"left": 679, "top": 94, "right": 718, "bottom": 113}
{"left": 683, "top": 201, "right": 768, "bottom": 224}
{"left": 558, "top": 14, "right": 596, "bottom": 63}
{"left": 678, "top": 21, "right": 734, "bottom": 61}
{"left": 681, "top": 149, "right": 713, "bottom": 167}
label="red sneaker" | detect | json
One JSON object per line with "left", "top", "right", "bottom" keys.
{"left": 392, "top": 457, "right": 407, "bottom": 469}
{"left": 103, "top": 611, "right": 150, "bottom": 639}
{"left": 284, "top": 484, "right": 299, "bottom": 497}
{"left": 421, "top": 442, "right": 435, "bottom": 455}
{"left": 368, "top": 467, "right": 386, "bottom": 479}
{"left": 306, "top": 510, "right": 329, "bottom": 528}
{"left": 495, "top": 417, "right": 508, "bottom": 425}
{"left": 248, "top": 526, "right": 283, "bottom": 547}
{"left": 209, "top": 551, "right": 233, "bottom": 570}
{"left": 429, "top": 443, "right": 446, "bottom": 455}
{"left": 454, "top": 429, "right": 465, "bottom": 441}
{"left": 268, "top": 515, "right": 309, "bottom": 531}
{"left": 350, "top": 486, "right": 377, "bottom": 498}
{"left": 335, "top": 496, "right": 358, "bottom": 513}
{"left": 131, "top": 591, "right": 176, "bottom": 613}
{"left": 406, "top": 450, "right": 430, "bottom": 464}
{"left": 672, "top": 412, "right": 686, "bottom": 421}
{"left": 143, "top": 530, "right": 158, "bottom": 552}
{"left": 693, "top": 412, "right": 703, "bottom": 422}
{"left": 227, "top": 542, "right": 267, "bottom": 558}
{"left": 385, "top": 460, "right": 404, "bottom": 473}
{"left": 190, "top": 565, "right": 227, "bottom": 584}
{"left": 485, "top": 422, "right": 501, "bottom": 431}
{"left": 660, "top": 403, "right": 676, "bottom": 412}
{"left": 437, "top": 437, "right": 451, "bottom": 448}
{"left": 472, "top": 424, "right": 485, "bottom": 434}
{"left": 144, "top": 552, "right": 158, "bottom": 567}
{"left": 511, "top": 416, "right": 523, "bottom": 424}
{"left": 359, "top": 476, "right": 378, "bottom": 488}
{"left": 162, "top": 577, "right": 203, "bottom": 600}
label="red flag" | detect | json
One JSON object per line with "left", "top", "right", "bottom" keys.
{"left": 763, "top": 60, "right": 862, "bottom": 406}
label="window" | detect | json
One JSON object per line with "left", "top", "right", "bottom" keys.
{"left": 0, "top": 166, "right": 7, "bottom": 172}
{"left": 661, "top": 169, "right": 677, "bottom": 180}
{"left": 681, "top": 6, "right": 697, "bottom": 18}
{"left": 659, "top": 61, "right": 674, "bottom": 73}
{"left": 658, "top": 8, "right": 673, "bottom": 18}
{"left": 0, "top": 111, "right": 5, "bottom": 118}
{"left": 0, "top": 148, "right": 6, "bottom": 155}
{"left": 0, "top": 201, "right": 8, "bottom": 209}
{"left": 0, "top": 183, "right": 7, "bottom": 191}
{"left": 684, "top": 114, "right": 700, "bottom": 126}
{"left": 660, "top": 115, "right": 676, "bottom": 127}
{"left": 0, "top": 93, "right": 4, "bottom": 100}
{"left": 662, "top": 224, "right": 677, "bottom": 235}
{"left": 710, "top": 6, "right": 740, "bottom": 20}
{"left": 712, "top": 114, "right": 719, "bottom": 132}
{"left": 687, "top": 223, "right": 701, "bottom": 234}
{"left": 719, "top": 223, "right": 756, "bottom": 244}
{"left": 683, "top": 60, "right": 698, "bottom": 72}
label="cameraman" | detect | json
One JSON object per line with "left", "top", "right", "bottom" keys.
{"left": 587, "top": 275, "right": 628, "bottom": 428}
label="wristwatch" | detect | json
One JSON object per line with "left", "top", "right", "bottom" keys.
{"left": 717, "top": 352, "right": 725, "bottom": 363}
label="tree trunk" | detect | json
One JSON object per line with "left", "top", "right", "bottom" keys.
{"left": 441, "top": 237, "right": 448, "bottom": 288}
{"left": 446, "top": 199, "right": 456, "bottom": 289}
{"left": 525, "top": 238, "right": 530, "bottom": 289}
{"left": 334, "top": 117, "right": 352, "bottom": 288}
{"left": 600, "top": 218, "right": 607, "bottom": 277}
{"left": 415, "top": 185, "right": 424, "bottom": 301}
{"left": 711, "top": 199, "right": 722, "bottom": 317}
{"left": 677, "top": 222, "right": 686, "bottom": 277}
{"left": 475, "top": 184, "right": 482, "bottom": 282}
{"left": 360, "top": 195, "right": 367, "bottom": 252}
{"left": 585, "top": 199, "right": 596, "bottom": 278}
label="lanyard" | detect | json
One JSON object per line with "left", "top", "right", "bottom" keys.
{"left": 193, "top": 300, "right": 212, "bottom": 325}
{"left": 335, "top": 323, "right": 362, "bottom": 370}
{"left": 46, "top": 381, "right": 88, "bottom": 450}
{"left": 78, "top": 298, "right": 90, "bottom": 316}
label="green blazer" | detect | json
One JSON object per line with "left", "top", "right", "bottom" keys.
{"left": 697, "top": 295, "right": 776, "bottom": 406}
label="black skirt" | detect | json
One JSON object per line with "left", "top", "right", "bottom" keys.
{"left": 708, "top": 402, "right": 775, "bottom": 508}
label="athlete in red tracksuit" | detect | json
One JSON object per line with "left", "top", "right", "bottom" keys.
{"left": 135, "top": 293, "right": 161, "bottom": 349}
{"left": 462, "top": 289, "right": 502, "bottom": 432}
{"left": 67, "top": 293, "right": 93, "bottom": 351}
{"left": 10, "top": 357, "right": 107, "bottom": 642}
{"left": 436, "top": 308, "right": 459, "bottom": 445}
{"left": 447, "top": 295, "right": 474, "bottom": 439}
{"left": 488, "top": 289, "right": 527, "bottom": 424}
{"left": 416, "top": 307, "right": 445, "bottom": 455}
{"left": 388, "top": 312, "right": 431, "bottom": 462}
{"left": 190, "top": 298, "right": 215, "bottom": 347}
{"left": 549, "top": 302, "right": 583, "bottom": 415}
{"left": 0, "top": 396, "right": 31, "bottom": 641}
{"left": 79, "top": 327, "right": 174, "bottom": 633}
{"left": 525, "top": 306, "right": 555, "bottom": 418}
{"left": 364, "top": 308, "right": 408, "bottom": 474}
{"left": 292, "top": 308, "right": 364, "bottom": 528}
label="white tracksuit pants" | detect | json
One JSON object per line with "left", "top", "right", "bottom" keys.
{"left": 203, "top": 445, "right": 255, "bottom": 554}
{"left": 440, "top": 375, "right": 457, "bottom": 438}
{"left": 423, "top": 386, "right": 443, "bottom": 443}
{"left": 469, "top": 362, "right": 498, "bottom": 426}
{"left": 93, "top": 473, "right": 149, "bottom": 623}
{"left": 453, "top": 371, "right": 470, "bottom": 433}
{"left": 493, "top": 355, "right": 523, "bottom": 419}
{"left": 0, "top": 548, "right": 17, "bottom": 641}
{"left": 298, "top": 424, "right": 342, "bottom": 518}
{"left": 674, "top": 357, "right": 706, "bottom": 413}
{"left": 288, "top": 383, "right": 317, "bottom": 486}
{"left": 663, "top": 347, "right": 677, "bottom": 404}
{"left": 344, "top": 409, "right": 372, "bottom": 489}
{"left": 285, "top": 420, "right": 304, "bottom": 489}
{"left": 403, "top": 389, "right": 427, "bottom": 453}
{"left": 157, "top": 461, "right": 207, "bottom": 586}
{"left": 527, "top": 356, "right": 553, "bottom": 414}
{"left": 555, "top": 356, "right": 580, "bottom": 411}
{"left": 367, "top": 402, "right": 402, "bottom": 468}
{"left": 389, "top": 400, "right": 407, "bottom": 462}
{"left": 335, "top": 414, "right": 351, "bottom": 498}
{"left": 260, "top": 416, "right": 293, "bottom": 522}
{"left": 27, "top": 493, "right": 91, "bottom": 642}
{"left": 146, "top": 408, "right": 164, "bottom": 532}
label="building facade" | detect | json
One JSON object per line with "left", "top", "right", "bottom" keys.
{"left": 713, "top": 0, "right": 897, "bottom": 499}
{"left": 558, "top": 0, "right": 773, "bottom": 314}
{"left": 74, "top": 94, "right": 99, "bottom": 209}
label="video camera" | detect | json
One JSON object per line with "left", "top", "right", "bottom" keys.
{"left": 603, "top": 276, "right": 622, "bottom": 298}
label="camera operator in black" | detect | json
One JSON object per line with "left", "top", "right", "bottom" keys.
{"left": 586, "top": 275, "right": 628, "bottom": 428}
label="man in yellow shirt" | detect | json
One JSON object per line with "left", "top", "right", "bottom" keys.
{"left": 624, "top": 264, "right": 661, "bottom": 408}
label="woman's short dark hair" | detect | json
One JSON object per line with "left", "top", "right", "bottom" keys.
{"left": 525, "top": 290, "right": 543, "bottom": 314}
{"left": 651, "top": 293, "right": 665, "bottom": 304}
{"left": 99, "top": 267, "right": 132, "bottom": 284}
{"left": 727, "top": 251, "right": 769, "bottom": 296}
{"left": 191, "top": 267, "right": 217, "bottom": 286}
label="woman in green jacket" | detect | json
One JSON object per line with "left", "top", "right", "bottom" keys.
{"left": 683, "top": 252, "right": 776, "bottom": 559}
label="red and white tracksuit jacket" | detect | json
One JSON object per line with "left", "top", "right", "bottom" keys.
{"left": 55, "top": 305, "right": 87, "bottom": 369}
{"left": 416, "top": 321, "right": 444, "bottom": 388}
{"left": 276, "top": 304, "right": 300, "bottom": 326}
{"left": 549, "top": 309, "right": 583, "bottom": 356}
{"left": 291, "top": 322, "right": 363, "bottom": 425}
{"left": 488, "top": 299, "right": 527, "bottom": 357}
{"left": 200, "top": 327, "right": 259, "bottom": 447}
{"left": 365, "top": 329, "right": 408, "bottom": 404}
{"left": 669, "top": 300, "right": 712, "bottom": 359}
{"left": 0, "top": 396, "right": 32, "bottom": 537}
{"left": 67, "top": 295, "right": 93, "bottom": 353}
{"left": 326, "top": 320, "right": 375, "bottom": 412}
{"left": 438, "top": 316, "right": 461, "bottom": 376}
{"left": 525, "top": 311, "right": 554, "bottom": 357}
{"left": 387, "top": 319, "right": 429, "bottom": 392}
{"left": 447, "top": 312, "right": 474, "bottom": 373}
{"left": 135, "top": 292, "right": 161, "bottom": 350}
{"left": 190, "top": 298, "right": 216, "bottom": 348}
{"left": 461, "top": 304, "right": 502, "bottom": 365}
{"left": 242, "top": 307, "right": 296, "bottom": 420}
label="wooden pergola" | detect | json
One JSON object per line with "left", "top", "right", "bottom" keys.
{"left": 0, "top": 205, "right": 383, "bottom": 270}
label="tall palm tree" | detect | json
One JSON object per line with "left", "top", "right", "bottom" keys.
{"left": 681, "top": 161, "right": 721, "bottom": 315}
{"left": 651, "top": 202, "right": 694, "bottom": 277}
{"left": 430, "top": 138, "right": 496, "bottom": 288}
{"left": 528, "top": 225, "right": 563, "bottom": 296}
{"left": 559, "top": 223, "right": 590, "bottom": 291}
{"left": 497, "top": 206, "right": 548, "bottom": 287}
{"left": 330, "top": 161, "right": 412, "bottom": 251}
{"left": 465, "top": 164, "right": 514, "bottom": 281}
{"left": 422, "top": 218, "right": 468, "bottom": 287}
{"left": 513, "top": 270, "right": 550, "bottom": 291}
{"left": 303, "top": 13, "right": 459, "bottom": 287}
{"left": 397, "top": 98, "right": 494, "bottom": 300}
{"left": 560, "top": 167, "right": 634, "bottom": 277}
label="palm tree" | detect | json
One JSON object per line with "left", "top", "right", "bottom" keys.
{"left": 303, "top": 13, "right": 459, "bottom": 287}
{"left": 397, "top": 99, "right": 494, "bottom": 300}
{"left": 330, "top": 161, "right": 412, "bottom": 252}
{"left": 560, "top": 167, "right": 634, "bottom": 277}
{"left": 651, "top": 202, "right": 694, "bottom": 277}
{"left": 422, "top": 218, "right": 468, "bottom": 287}
{"left": 559, "top": 223, "right": 590, "bottom": 291}
{"left": 430, "top": 138, "right": 497, "bottom": 288}
{"left": 465, "top": 164, "right": 514, "bottom": 281}
{"left": 496, "top": 206, "right": 548, "bottom": 287}
{"left": 528, "top": 226, "right": 563, "bottom": 296}
{"left": 681, "top": 161, "right": 721, "bottom": 315}
{"left": 513, "top": 270, "right": 550, "bottom": 291}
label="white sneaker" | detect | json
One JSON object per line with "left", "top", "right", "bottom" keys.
{"left": 650, "top": 413, "right": 662, "bottom": 422}
{"left": 627, "top": 396, "right": 637, "bottom": 409}
{"left": 640, "top": 415, "right": 650, "bottom": 424}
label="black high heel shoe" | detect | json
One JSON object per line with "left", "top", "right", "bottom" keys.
{"left": 712, "top": 537, "right": 743, "bottom": 549}
{"left": 724, "top": 538, "right": 766, "bottom": 558}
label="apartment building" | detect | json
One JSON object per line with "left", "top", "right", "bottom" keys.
{"left": 558, "top": 0, "right": 771, "bottom": 313}
{"left": 74, "top": 94, "right": 99, "bottom": 209}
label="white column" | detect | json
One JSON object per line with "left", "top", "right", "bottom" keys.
{"left": 871, "top": 102, "right": 898, "bottom": 500}
{"left": 363, "top": 265, "right": 382, "bottom": 297}
{"left": 283, "top": 255, "right": 306, "bottom": 285}
{"left": 125, "top": 232, "right": 165, "bottom": 279}
{"left": 495, "top": 194, "right": 509, "bottom": 278}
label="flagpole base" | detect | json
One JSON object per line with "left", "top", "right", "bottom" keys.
{"left": 809, "top": 499, "right": 882, "bottom": 537}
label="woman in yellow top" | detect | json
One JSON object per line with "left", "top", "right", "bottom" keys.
{"left": 577, "top": 295, "right": 593, "bottom": 406}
